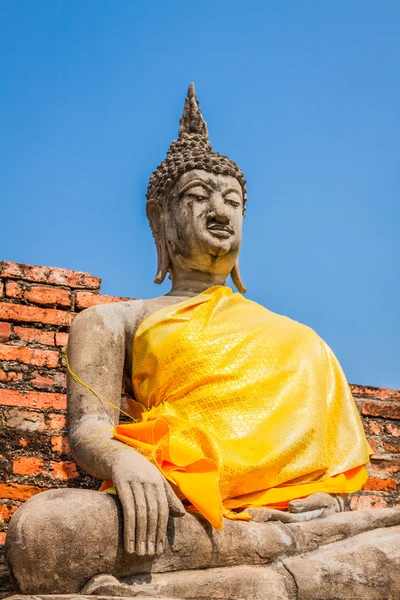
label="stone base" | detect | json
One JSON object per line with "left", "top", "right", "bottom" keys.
{"left": 5, "top": 508, "right": 400, "bottom": 599}
{"left": 5, "top": 519, "right": 400, "bottom": 600}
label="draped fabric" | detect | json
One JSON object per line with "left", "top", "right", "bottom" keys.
{"left": 109, "top": 286, "right": 371, "bottom": 528}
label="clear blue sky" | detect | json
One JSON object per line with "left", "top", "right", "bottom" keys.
{"left": 1, "top": 1, "right": 399, "bottom": 388}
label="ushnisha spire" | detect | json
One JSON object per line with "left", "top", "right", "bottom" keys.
{"left": 179, "top": 83, "right": 208, "bottom": 138}
{"left": 146, "top": 83, "right": 247, "bottom": 208}
{"left": 146, "top": 83, "right": 247, "bottom": 292}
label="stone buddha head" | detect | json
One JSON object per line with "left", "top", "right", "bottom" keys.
{"left": 146, "top": 84, "right": 247, "bottom": 293}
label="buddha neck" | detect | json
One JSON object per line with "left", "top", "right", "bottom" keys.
{"left": 167, "top": 269, "right": 228, "bottom": 297}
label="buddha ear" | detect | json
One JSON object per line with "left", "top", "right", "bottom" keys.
{"left": 231, "top": 259, "right": 246, "bottom": 294}
{"left": 146, "top": 201, "right": 170, "bottom": 285}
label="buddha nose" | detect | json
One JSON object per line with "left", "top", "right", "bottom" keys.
{"left": 209, "top": 194, "right": 229, "bottom": 223}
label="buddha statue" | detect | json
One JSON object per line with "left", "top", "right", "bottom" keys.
{"left": 6, "top": 84, "right": 400, "bottom": 600}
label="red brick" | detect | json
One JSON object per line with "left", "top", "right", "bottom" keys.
{"left": 30, "top": 370, "right": 66, "bottom": 388}
{"left": 363, "top": 477, "right": 396, "bottom": 491}
{"left": 0, "top": 532, "right": 6, "bottom": 545}
{"left": 370, "top": 461, "right": 400, "bottom": 474}
{"left": 386, "top": 423, "right": 400, "bottom": 437}
{"left": 13, "top": 456, "right": 44, "bottom": 475}
{"left": 0, "top": 261, "right": 101, "bottom": 289}
{"left": 383, "top": 441, "right": 400, "bottom": 453}
{"left": 51, "top": 435, "right": 71, "bottom": 454}
{"left": 19, "top": 438, "right": 28, "bottom": 447}
{"left": 351, "top": 385, "right": 400, "bottom": 401}
{"left": 75, "top": 291, "right": 130, "bottom": 311}
{"left": 6, "top": 281, "right": 71, "bottom": 308}
{"left": 0, "top": 369, "right": 23, "bottom": 382}
{"left": 46, "top": 414, "right": 67, "bottom": 430}
{"left": 0, "top": 483, "right": 48, "bottom": 501}
{"left": 350, "top": 495, "right": 388, "bottom": 510}
{"left": 0, "top": 344, "right": 58, "bottom": 367}
{"left": 0, "top": 303, "right": 74, "bottom": 326}
{"left": 55, "top": 332, "right": 69, "bottom": 347}
{"left": 4, "top": 281, "right": 23, "bottom": 299}
{"left": 30, "top": 373, "right": 56, "bottom": 387}
{"left": 365, "top": 420, "right": 384, "bottom": 436}
{"left": 4, "top": 408, "right": 46, "bottom": 432}
{"left": 14, "top": 325, "right": 55, "bottom": 346}
{"left": 0, "top": 505, "right": 18, "bottom": 523}
{"left": 0, "top": 389, "right": 66, "bottom": 410}
{"left": 49, "top": 461, "right": 79, "bottom": 480}
{"left": 361, "top": 401, "right": 400, "bottom": 420}
{"left": 0, "top": 321, "right": 11, "bottom": 342}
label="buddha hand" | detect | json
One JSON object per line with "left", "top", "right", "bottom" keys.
{"left": 111, "top": 449, "right": 186, "bottom": 556}
{"left": 245, "top": 492, "right": 346, "bottom": 523}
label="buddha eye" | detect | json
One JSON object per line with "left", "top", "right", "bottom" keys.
{"left": 184, "top": 184, "right": 211, "bottom": 203}
{"left": 187, "top": 193, "right": 209, "bottom": 202}
{"left": 225, "top": 198, "right": 240, "bottom": 208}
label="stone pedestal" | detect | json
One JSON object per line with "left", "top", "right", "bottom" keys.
{"left": 5, "top": 508, "right": 400, "bottom": 600}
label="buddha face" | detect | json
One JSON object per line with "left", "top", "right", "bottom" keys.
{"left": 165, "top": 169, "right": 244, "bottom": 276}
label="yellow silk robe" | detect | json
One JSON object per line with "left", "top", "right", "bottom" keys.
{"left": 112, "top": 286, "right": 371, "bottom": 528}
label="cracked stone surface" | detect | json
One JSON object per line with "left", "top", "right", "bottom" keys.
{"left": 5, "top": 507, "right": 400, "bottom": 599}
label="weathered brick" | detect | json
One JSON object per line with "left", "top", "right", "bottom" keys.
{"left": 383, "top": 441, "right": 400, "bottom": 453}
{"left": 0, "top": 369, "right": 23, "bottom": 382}
{"left": 386, "top": 423, "right": 400, "bottom": 437}
{"left": 49, "top": 461, "right": 79, "bottom": 480}
{"left": 29, "top": 370, "right": 65, "bottom": 388}
{"left": 0, "top": 281, "right": 3, "bottom": 297}
{"left": 350, "top": 494, "right": 388, "bottom": 510}
{"left": 370, "top": 465, "right": 400, "bottom": 476}
{"left": 13, "top": 456, "right": 44, "bottom": 475}
{"left": 6, "top": 281, "right": 71, "bottom": 308}
{"left": 30, "top": 372, "right": 57, "bottom": 387}
{"left": 0, "top": 261, "right": 101, "bottom": 289}
{"left": 0, "top": 505, "right": 18, "bottom": 523}
{"left": 365, "top": 420, "right": 384, "bottom": 436}
{"left": 361, "top": 401, "right": 400, "bottom": 420}
{"left": 0, "top": 322, "right": 11, "bottom": 342}
{"left": 46, "top": 414, "right": 67, "bottom": 430}
{"left": 0, "top": 344, "right": 58, "bottom": 367}
{"left": 4, "top": 408, "right": 45, "bottom": 432}
{"left": 351, "top": 385, "right": 400, "bottom": 401}
{"left": 4, "top": 281, "right": 22, "bottom": 299}
{"left": 0, "top": 532, "right": 6, "bottom": 545}
{"left": 55, "top": 332, "right": 69, "bottom": 347}
{"left": 75, "top": 291, "right": 129, "bottom": 311}
{"left": 0, "top": 483, "right": 48, "bottom": 501}
{"left": 0, "top": 303, "right": 74, "bottom": 327}
{"left": 363, "top": 477, "right": 396, "bottom": 491}
{"left": 0, "top": 389, "right": 66, "bottom": 410}
{"left": 14, "top": 326, "right": 55, "bottom": 346}
{"left": 51, "top": 435, "right": 71, "bottom": 454}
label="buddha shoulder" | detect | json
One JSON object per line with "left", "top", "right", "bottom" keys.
{"left": 69, "top": 295, "right": 190, "bottom": 341}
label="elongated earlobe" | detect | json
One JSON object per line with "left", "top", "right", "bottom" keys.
{"left": 146, "top": 201, "right": 171, "bottom": 285}
{"left": 231, "top": 260, "right": 246, "bottom": 294}
{"left": 154, "top": 234, "right": 170, "bottom": 284}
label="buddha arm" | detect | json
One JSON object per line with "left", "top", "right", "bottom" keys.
{"left": 67, "top": 303, "right": 128, "bottom": 481}
{"left": 67, "top": 302, "right": 184, "bottom": 556}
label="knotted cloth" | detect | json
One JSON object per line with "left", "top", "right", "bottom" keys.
{"left": 110, "top": 286, "right": 371, "bottom": 528}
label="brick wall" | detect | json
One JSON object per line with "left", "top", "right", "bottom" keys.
{"left": 0, "top": 260, "right": 399, "bottom": 594}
